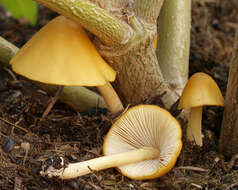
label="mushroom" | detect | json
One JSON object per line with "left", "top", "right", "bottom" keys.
{"left": 10, "top": 16, "right": 124, "bottom": 114}
{"left": 178, "top": 72, "right": 224, "bottom": 146}
{"left": 41, "top": 105, "right": 182, "bottom": 180}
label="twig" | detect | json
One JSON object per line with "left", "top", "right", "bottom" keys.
{"left": 175, "top": 166, "right": 210, "bottom": 172}
{"left": 88, "top": 166, "right": 102, "bottom": 184}
{"left": 225, "top": 182, "right": 238, "bottom": 190}
{"left": 14, "top": 177, "right": 22, "bottom": 190}
{"left": 228, "top": 153, "right": 238, "bottom": 169}
{"left": 78, "top": 178, "right": 102, "bottom": 190}
{"left": 3, "top": 67, "right": 17, "bottom": 81}
{"left": 191, "top": 183, "right": 202, "bottom": 189}
{"left": 0, "top": 117, "right": 28, "bottom": 133}
{"left": 87, "top": 182, "right": 102, "bottom": 190}
{"left": 42, "top": 85, "right": 64, "bottom": 118}
{"left": 0, "top": 131, "right": 7, "bottom": 137}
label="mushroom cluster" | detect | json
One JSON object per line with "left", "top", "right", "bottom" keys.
{"left": 10, "top": 16, "right": 183, "bottom": 180}
{"left": 41, "top": 105, "right": 182, "bottom": 180}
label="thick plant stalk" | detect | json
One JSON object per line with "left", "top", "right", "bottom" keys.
{"left": 103, "top": 43, "right": 178, "bottom": 108}
{"left": 36, "top": 0, "right": 179, "bottom": 110}
{"left": 0, "top": 37, "right": 106, "bottom": 112}
{"left": 92, "top": 0, "right": 129, "bottom": 10}
{"left": 219, "top": 30, "right": 238, "bottom": 158}
{"left": 157, "top": 0, "right": 191, "bottom": 96}
{"left": 134, "top": 0, "right": 164, "bottom": 24}
{"left": 35, "top": 0, "right": 134, "bottom": 46}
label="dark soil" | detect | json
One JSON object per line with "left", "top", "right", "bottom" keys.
{"left": 1, "top": 1, "right": 238, "bottom": 189}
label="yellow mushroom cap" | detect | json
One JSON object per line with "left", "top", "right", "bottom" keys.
{"left": 10, "top": 16, "right": 116, "bottom": 86}
{"left": 103, "top": 105, "right": 182, "bottom": 180}
{"left": 178, "top": 72, "right": 224, "bottom": 109}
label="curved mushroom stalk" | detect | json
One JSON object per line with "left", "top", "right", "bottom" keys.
{"left": 97, "top": 82, "right": 124, "bottom": 114}
{"left": 187, "top": 107, "right": 203, "bottom": 146}
{"left": 41, "top": 147, "right": 159, "bottom": 179}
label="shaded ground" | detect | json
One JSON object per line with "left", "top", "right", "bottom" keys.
{"left": 0, "top": 1, "right": 238, "bottom": 189}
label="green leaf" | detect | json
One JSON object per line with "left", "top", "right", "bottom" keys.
{"left": 0, "top": 0, "right": 38, "bottom": 25}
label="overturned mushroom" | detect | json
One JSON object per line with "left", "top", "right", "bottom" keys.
{"left": 10, "top": 16, "right": 123, "bottom": 114}
{"left": 41, "top": 105, "right": 182, "bottom": 180}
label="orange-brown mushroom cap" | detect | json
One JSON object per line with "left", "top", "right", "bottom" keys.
{"left": 103, "top": 105, "right": 182, "bottom": 180}
{"left": 178, "top": 72, "right": 224, "bottom": 109}
{"left": 10, "top": 16, "right": 116, "bottom": 86}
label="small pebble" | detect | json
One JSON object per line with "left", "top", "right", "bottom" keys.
{"left": 2, "top": 137, "right": 14, "bottom": 153}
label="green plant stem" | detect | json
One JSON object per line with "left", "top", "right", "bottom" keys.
{"left": 35, "top": 0, "right": 133, "bottom": 46}
{"left": 134, "top": 0, "right": 164, "bottom": 24}
{"left": 37, "top": 84, "right": 107, "bottom": 112}
{"left": 157, "top": 0, "right": 191, "bottom": 97}
{"left": 0, "top": 37, "right": 106, "bottom": 112}
{"left": 0, "top": 37, "right": 18, "bottom": 68}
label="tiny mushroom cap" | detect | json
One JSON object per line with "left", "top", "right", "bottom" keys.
{"left": 103, "top": 105, "right": 182, "bottom": 180}
{"left": 178, "top": 72, "right": 224, "bottom": 146}
{"left": 40, "top": 105, "right": 182, "bottom": 180}
{"left": 10, "top": 16, "right": 123, "bottom": 113}
{"left": 178, "top": 72, "right": 224, "bottom": 109}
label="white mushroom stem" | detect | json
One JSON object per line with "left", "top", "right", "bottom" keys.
{"left": 187, "top": 106, "right": 203, "bottom": 146}
{"left": 61, "top": 147, "right": 159, "bottom": 179}
{"left": 97, "top": 82, "right": 124, "bottom": 114}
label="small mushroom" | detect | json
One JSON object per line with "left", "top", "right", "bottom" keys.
{"left": 178, "top": 72, "right": 224, "bottom": 146}
{"left": 41, "top": 105, "right": 182, "bottom": 180}
{"left": 10, "top": 16, "right": 123, "bottom": 114}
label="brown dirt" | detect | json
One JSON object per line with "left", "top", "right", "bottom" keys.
{"left": 0, "top": 1, "right": 238, "bottom": 189}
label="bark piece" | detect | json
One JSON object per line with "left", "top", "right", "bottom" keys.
{"left": 219, "top": 30, "right": 238, "bottom": 158}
